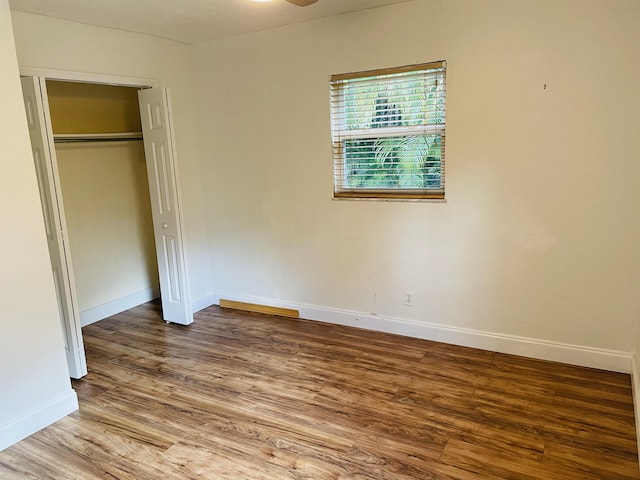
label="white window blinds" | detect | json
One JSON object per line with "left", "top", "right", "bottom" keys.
{"left": 330, "top": 61, "right": 446, "bottom": 199}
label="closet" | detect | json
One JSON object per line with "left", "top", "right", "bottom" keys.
{"left": 47, "top": 81, "right": 159, "bottom": 326}
{"left": 21, "top": 74, "right": 193, "bottom": 379}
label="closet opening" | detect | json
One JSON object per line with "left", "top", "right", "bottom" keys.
{"left": 21, "top": 73, "right": 193, "bottom": 379}
{"left": 47, "top": 80, "right": 160, "bottom": 329}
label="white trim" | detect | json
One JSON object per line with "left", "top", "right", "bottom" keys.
{"left": 192, "top": 293, "right": 216, "bottom": 314}
{"left": 19, "top": 66, "right": 156, "bottom": 88}
{"left": 632, "top": 355, "right": 640, "bottom": 463}
{"left": 0, "top": 390, "right": 78, "bottom": 451}
{"left": 80, "top": 286, "right": 160, "bottom": 327}
{"left": 212, "top": 294, "right": 633, "bottom": 373}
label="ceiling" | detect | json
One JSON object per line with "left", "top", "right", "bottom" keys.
{"left": 8, "top": 0, "right": 414, "bottom": 44}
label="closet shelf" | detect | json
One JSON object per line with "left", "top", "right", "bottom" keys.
{"left": 53, "top": 132, "right": 143, "bottom": 143}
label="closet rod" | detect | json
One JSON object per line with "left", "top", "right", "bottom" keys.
{"left": 53, "top": 132, "right": 143, "bottom": 144}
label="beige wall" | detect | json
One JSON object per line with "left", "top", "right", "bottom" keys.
{"left": 191, "top": 0, "right": 640, "bottom": 353}
{"left": 46, "top": 81, "right": 142, "bottom": 134}
{"left": 0, "top": 0, "right": 75, "bottom": 449}
{"left": 636, "top": 324, "right": 640, "bottom": 372}
{"left": 56, "top": 142, "right": 158, "bottom": 312}
{"left": 11, "top": 10, "right": 213, "bottom": 307}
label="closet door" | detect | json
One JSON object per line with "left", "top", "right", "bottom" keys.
{"left": 20, "top": 76, "right": 87, "bottom": 378}
{"left": 138, "top": 87, "right": 193, "bottom": 325}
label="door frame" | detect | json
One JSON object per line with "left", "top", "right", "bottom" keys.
{"left": 20, "top": 67, "right": 156, "bottom": 90}
{"left": 20, "top": 67, "right": 193, "bottom": 377}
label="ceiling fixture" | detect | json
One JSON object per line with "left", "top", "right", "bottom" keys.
{"left": 286, "top": 0, "right": 318, "bottom": 6}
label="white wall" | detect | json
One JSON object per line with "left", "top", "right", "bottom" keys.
{"left": 10, "top": 10, "right": 213, "bottom": 309}
{"left": 0, "top": 0, "right": 77, "bottom": 450}
{"left": 191, "top": 0, "right": 640, "bottom": 369}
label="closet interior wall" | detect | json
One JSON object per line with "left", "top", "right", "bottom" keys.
{"left": 46, "top": 80, "right": 159, "bottom": 325}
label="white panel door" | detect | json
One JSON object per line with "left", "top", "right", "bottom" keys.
{"left": 20, "top": 76, "right": 87, "bottom": 379}
{"left": 138, "top": 87, "right": 193, "bottom": 325}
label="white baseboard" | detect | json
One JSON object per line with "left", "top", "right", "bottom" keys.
{"left": 0, "top": 389, "right": 78, "bottom": 451}
{"left": 81, "top": 288, "right": 216, "bottom": 325}
{"left": 632, "top": 356, "right": 640, "bottom": 461}
{"left": 210, "top": 293, "right": 633, "bottom": 374}
{"left": 80, "top": 286, "right": 160, "bottom": 327}
{"left": 192, "top": 293, "right": 216, "bottom": 314}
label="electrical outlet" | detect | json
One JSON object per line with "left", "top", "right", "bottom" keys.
{"left": 404, "top": 290, "right": 414, "bottom": 306}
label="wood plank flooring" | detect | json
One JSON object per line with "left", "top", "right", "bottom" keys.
{"left": 1, "top": 301, "right": 638, "bottom": 479}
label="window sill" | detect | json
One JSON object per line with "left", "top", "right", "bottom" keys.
{"left": 334, "top": 191, "right": 445, "bottom": 201}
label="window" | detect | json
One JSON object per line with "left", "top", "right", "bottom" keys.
{"left": 330, "top": 61, "right": 446, "bottom": 200}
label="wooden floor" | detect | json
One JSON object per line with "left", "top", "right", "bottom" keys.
{"left": 1, "top": 302, "right": 639, "bottom": 479}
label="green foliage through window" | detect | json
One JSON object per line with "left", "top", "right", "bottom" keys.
{"left": 330, "top": 62, "right": 446, "bottom": 199}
